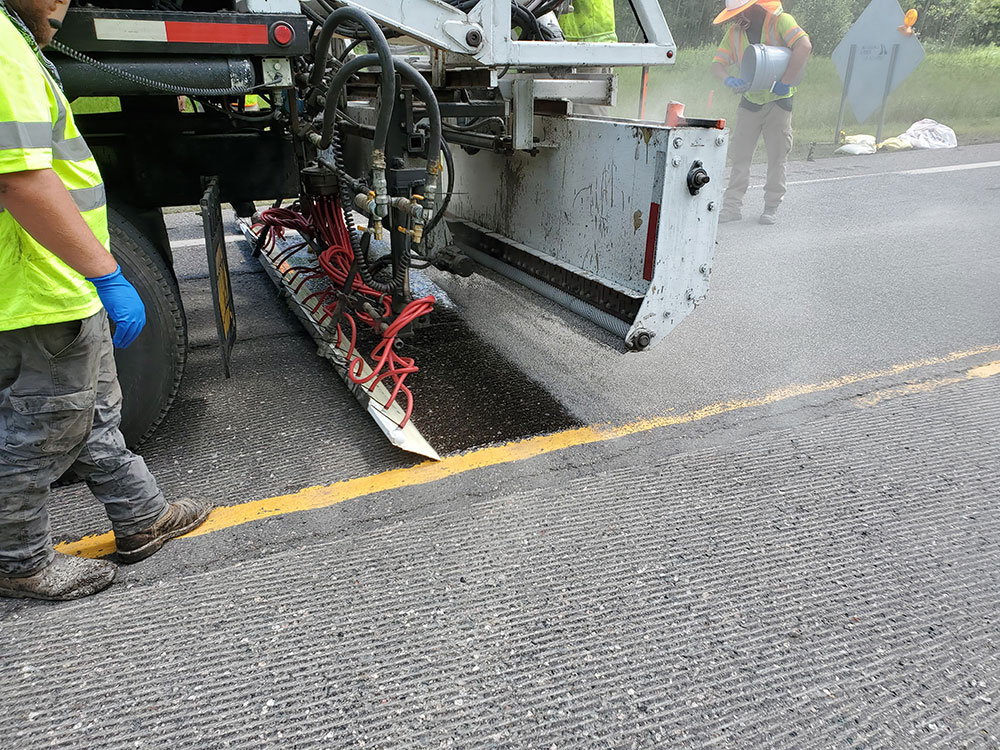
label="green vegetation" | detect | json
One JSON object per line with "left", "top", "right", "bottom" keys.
{"left": 70, "top": 97, "right": 121, "bottom": 114}
{"left": 613, "top": 45, "right": 1000, "bottom": 161}
{"left": 620, "top": 0, "right": 1000, "bottom": 51}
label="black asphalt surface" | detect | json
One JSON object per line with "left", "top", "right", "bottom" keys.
{"left": 1, "top": 144, "right": 998, "bottom": 748}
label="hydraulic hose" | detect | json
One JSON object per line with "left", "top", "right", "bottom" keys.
{"left": 391, "top": 58, "right": 442, "bottom": 172}
{"left": 310, "top": 6, "right": 395, "bottom": 154}
{"left": 319, "top": 54, "right": 441, "bottom": 210}
{"left": 319, "top": 52, "right": 380, "bottom": 150}
{"left": 323, "top": 56, "right": 443, "bottom": 294}
{"left": 50, "top": 39, "right": 257, "bottom": 97}
{"left": 329, "top": 119, "right": 393, "bottom": 293}
{"left": 423, "top": 136, "right": 454, "bottom": 239}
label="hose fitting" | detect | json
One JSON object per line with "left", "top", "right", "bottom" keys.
{"left": 371, "top": 149, "right": 389, "bottom": 241}
{"left": 418, "top": 172, "right": 440, "bottom": 248}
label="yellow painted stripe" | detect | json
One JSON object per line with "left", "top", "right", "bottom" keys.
{"left": 56, "top": 345, "right": 1000, "bottom": 560}
{"left": 969, "top": 360, "right": 1000, "bottom": 379}
{"left": 854, "top": 359, "right": 1000, "bottom": 407}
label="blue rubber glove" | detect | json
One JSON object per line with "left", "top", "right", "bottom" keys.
{"left": 86, "top": 266, "right": 146, "bottom": 348}
{"left": 725, "top": 76, "right": 749, "bottom": 93}
{"left": 771, "top": 80, "right": 791, "bottom": 97}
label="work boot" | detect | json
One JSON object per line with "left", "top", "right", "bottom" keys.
{"left": 115, "top": 499, "right": 212, "bottom": 564}
{"left": 718, "top": 208, "right": 742, "bottom": 223}
{"left": 758, "top": 208, "right": 778, "bottom": 225}
{"left": 0, "top": 553, "right": 117, "bottom": 601}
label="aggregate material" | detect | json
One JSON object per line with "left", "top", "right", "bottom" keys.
{"left": 1, "top": 374, "right": 998, "bottom": 749}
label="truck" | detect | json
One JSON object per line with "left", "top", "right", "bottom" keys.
{"left": 51, "top": 0, "right": 727, "bottom": 458}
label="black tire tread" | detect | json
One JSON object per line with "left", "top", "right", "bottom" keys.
{"left": 108, "top": 208, "right": 187, "bottom": 447}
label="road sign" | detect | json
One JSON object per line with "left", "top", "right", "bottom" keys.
{"left": 832, "top": 0, "right": 925, "bottom": 124}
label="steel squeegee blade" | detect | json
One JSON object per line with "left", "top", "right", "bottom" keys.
{"left": 237, "top": 220, "right": 440, "bottom": 461}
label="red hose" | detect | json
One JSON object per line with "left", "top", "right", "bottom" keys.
{"left": 257, "top": 196, "right": 434, "bottom": 427}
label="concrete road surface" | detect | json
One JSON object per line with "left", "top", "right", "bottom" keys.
{"left": 1, "top": 144, "right": 999, "bottom": 749}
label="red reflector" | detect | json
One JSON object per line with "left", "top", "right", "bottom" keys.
{"left": 643, "top": 202, "right": 660, "bottom": 282}
{"left": 272, "top": 22, "right": 293, "bottom": 46}
{"left": 164, "top": 21, "right": 268, "bottom": 45}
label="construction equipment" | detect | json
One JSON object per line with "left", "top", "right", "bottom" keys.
{"left": 52, "top": 0, "right": 727, "bottom": 457}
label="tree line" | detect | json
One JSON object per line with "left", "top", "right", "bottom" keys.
{"left": 615, "top": 0, "right": 1000, "bottom": 54}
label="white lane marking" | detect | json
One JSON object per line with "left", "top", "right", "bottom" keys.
{"left": 780, "top": 159, "right": 1000, "bottom": 187}
{"left": 169, "top": 234, "right": 245, "bottom": 249}
{"left": 898, "top": 160, "right": 1000, "bottom": 176}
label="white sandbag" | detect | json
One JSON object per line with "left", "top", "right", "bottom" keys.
{"left": 876, "top": 136, "right": 912, "bottom": 152}
{"left": 836, "top": 140, "right": 877, "bottom": 155}
{"left": 844, "top": 134, "right": 876, "bottom": 146}
{"left": 900, "top": 119, "right": 958, "bottom": 149}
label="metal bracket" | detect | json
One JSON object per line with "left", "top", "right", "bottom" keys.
{"left": 333, "top": 0, "right": 676, "bottom": 68}
{"left": 261, "top": 57, "right": 292, "bottom": 88}
{"left": 511, "top": 78, "right": 535, "bottom": 151}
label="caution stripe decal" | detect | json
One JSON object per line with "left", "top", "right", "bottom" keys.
{"left": 92, "top": 17, "right": 269, "bottom": 45}
{"left": 164, "top": 21, "right": 268, "bottom": 45}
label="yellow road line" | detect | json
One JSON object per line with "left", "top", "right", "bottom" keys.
{"left": 56, "top": 345, "right": 1000, "bottom": 559}
{"left": 854, "top": 358, "right": 1000, "bottom": 407}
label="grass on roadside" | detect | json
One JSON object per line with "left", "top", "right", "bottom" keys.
{"left": 70, "top": 96, "right": 121, "bottom": 114}
{"left": 613, "top": 45, "right": 1000, "bottom": 161}
{"left": 69, "top": 47, "right": 999, "bottom": 163}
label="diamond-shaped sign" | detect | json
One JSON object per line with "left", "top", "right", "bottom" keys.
{"left": 832, "top": 0, "right": 925, "bottom": 124}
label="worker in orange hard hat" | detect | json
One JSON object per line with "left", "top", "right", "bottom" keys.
{"left": 711, "top": 0, "right": 811, "bottom": 225}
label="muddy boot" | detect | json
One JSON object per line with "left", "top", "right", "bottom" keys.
{"left": 718, "top": 208, "right": 743, "bottom": 223}
{"left": 115, "top": 499, "right": 212, "bottom": 564}
{"left": 0, "top": 553, "right": 117, "bottom": 601}
{"left": 758, "top": 207, "right": 778, "bottom": 225}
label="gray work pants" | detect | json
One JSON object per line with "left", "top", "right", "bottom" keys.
{"left": 0, "top": 311, "right": 167, "bottom": 576}
{"left": 722, "top": 100, "right": 794, "bottom": 214}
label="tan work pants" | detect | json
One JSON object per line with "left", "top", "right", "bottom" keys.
{"left": 722, "top": 100, "right": 793, "bottom": 214}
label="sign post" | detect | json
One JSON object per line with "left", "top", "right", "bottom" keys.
{"left": 875, "top": 43, "right": 900, "bottom": 143}
{"left": 833, "top": 44, "right": 857, "bottom": 144}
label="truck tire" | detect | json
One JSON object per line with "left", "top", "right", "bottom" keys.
{"left": 108, "top": 208, "right": 188, "bottom": 447}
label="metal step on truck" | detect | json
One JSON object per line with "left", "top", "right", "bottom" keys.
{"left": 52, "top": 0, "right": 727, "bottom": 458}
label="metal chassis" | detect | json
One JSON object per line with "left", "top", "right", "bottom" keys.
{"left": 330, "top": 0, "right": 677, "bottom": 67}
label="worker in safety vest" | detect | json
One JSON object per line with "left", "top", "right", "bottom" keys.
{"left": 0, "top": 0, "right": 210, "bottom": 601}
{"left": 710, "top": 0, "right": 811, "bottom": 225}
{"left": 558, "top": 1, "right": 616, "bottom": 116}
{"left": 558, "top": 0, "right": 617, "bottom": 43}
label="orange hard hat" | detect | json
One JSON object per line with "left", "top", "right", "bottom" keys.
{"left": 713, "top": 0, "right": 783, "bottom": 24}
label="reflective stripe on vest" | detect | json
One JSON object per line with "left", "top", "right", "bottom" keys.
{"left": 69, "top": 183, "right": 106, "bottom": 212}
{"left": 730, "top": 12, "right": 785, "bottom": 63}
{"left": 0, "top": 6, "right": 108, "bottom": 331}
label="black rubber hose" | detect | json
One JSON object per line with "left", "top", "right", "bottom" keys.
{"left": 325, "top": 57, "right": 443, "bottom": 293}
{"left": 337, "top": 39, "right": 364, "bottom": 62}
{"left": 321, "top": 55, "right": 441, "bottom": 172}
{"left": 319, "top": 53, "right": 379, "bottom": 150}
{"left": 534, "top": 0, "right": 565, "bottom": 16}
{"left": 310, "top": 7, "right": 394, "bottom": 153}
{"left": 49, "top": 40, "right": 256, "bottom": 97}
{"left": 423, "top": 136, "right": 454, "bottom": 238}
{"left": 330, "top": 122, "right": 393, "bottom": 294}
{"left": 392, "top": 58, "right": 442, "bottom": 172}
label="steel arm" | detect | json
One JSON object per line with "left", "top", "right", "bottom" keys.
{"left": 330, "top": 0, "right": 676, "bottom": 67}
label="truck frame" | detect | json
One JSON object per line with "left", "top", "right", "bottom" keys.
{"left": 51, "top": 0, "right": 727, "bottom": 456}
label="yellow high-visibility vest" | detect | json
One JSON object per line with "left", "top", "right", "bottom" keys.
{"left": 559, "top": 0, "right": 617, "bottom": 43}
{"left": 0, "top": 6, "right": 106, "bottom": 331}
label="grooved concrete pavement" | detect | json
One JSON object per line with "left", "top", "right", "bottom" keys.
{"left": 2, "top": 373, "right": 998, "bottom": 748}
